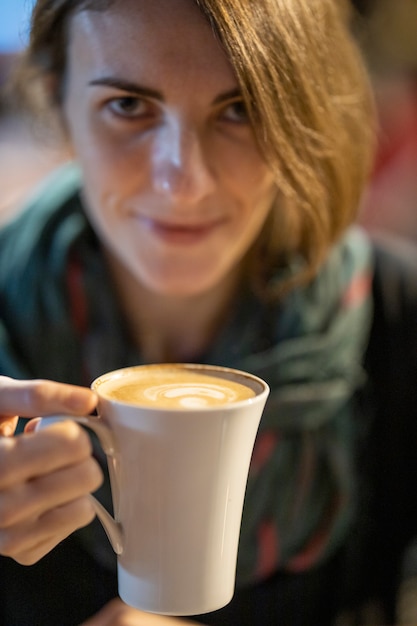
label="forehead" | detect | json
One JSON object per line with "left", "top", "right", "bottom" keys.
{"left": 67, "top": 0, "right": 236, "bottom": 90}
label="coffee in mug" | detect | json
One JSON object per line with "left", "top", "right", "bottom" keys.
{"left": 96, "top": 363, "right": 256, "bottom": 407}
{"left": 40, "top": 364, "right": 269, "bottom": 616}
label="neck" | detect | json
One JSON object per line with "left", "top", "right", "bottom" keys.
{"left": 106, "top": 254, "right": 242, "bottom": 363}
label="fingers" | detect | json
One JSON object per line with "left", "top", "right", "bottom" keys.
{"left": 0, "top": 376, "right": 102, "bottom": 565}
{"left": 0, "top": 416, "right": 18, "bottom": 437}
{"left": 0, "top": 495, "right": 97, "bottom": 566}
{"left": 0, "top": 453, "right": 102, "bottom": 526}
{"left": 0, "top": 376, "right": 97, "bottom": 418}
{"left": 23, "top": 418, "right": 41, "bottom": 434}
{"left": 0, "top": 376, "right": 97, "bottom": 439}
{"left": 0, "top": 421, "right": 96, "bottom": 490}
{"left": 0, "top": 421, "right": 103, "bottom": 564}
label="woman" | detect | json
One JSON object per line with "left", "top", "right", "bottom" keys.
{"left": 0, "top": 0, "right": 397, "bottom": 624}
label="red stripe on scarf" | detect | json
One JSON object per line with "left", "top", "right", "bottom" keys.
{"left": 66, "top": 253, "right": 91, "bottom": 385}
{"left": 341, "top": 272, "right": 372, "bottom": 308}
{"left": 255, "top": 520, "right": 280, "bottom": 579}
{"left": 285, "top": 494, "right": 346, "bottom": 572}
{"left": 250, "top": 430, "right": 280, "bottom": 475}
{"left": 67, "top": 254, "right": 88, "bottom": 336}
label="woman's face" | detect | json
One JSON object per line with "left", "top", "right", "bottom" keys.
{"left": 63, "top": 0, "right": 276, "bottom": 296}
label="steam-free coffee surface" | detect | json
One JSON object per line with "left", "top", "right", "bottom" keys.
{"left": 98, "top": 365, "right": 255, "bottom": 408}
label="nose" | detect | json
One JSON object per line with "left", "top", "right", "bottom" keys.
{"left": 151, "top": 121, "right": 215, "bottom": 204}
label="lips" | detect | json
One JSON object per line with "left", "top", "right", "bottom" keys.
{"left": 136, "top": 216, "right": 226, "bottom": 245}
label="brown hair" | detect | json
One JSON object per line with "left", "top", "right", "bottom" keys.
{"left": 14, "top": 0, "right": 376, "bottom": 299}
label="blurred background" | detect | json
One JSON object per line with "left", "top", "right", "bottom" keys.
{"left": 0, "top": 1, "right": 31, "bottom": 53}
{"left": 351, "top": 0, "right": 417, "bottom": 244}
{"left": 0, "top": 0, "right": 68, "bottom": 226}
{"left": 0, "top": 0, "right": 416, "bottom": 241}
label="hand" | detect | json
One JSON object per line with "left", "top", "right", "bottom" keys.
{"left": 0, "top": 375, "right": 97, "bottom": 435}
{"left": 0, "top": 376, "right": 102, "bottom": 565}
{"left": 80, "top": 598, "right": 202, "bottom": 626}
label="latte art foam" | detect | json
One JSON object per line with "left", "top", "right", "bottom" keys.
{"left": 98, "top": 366, "right": 255, "bottom": 408}
{"left": 142, "top": 382, "right": 247, "bottom": 408}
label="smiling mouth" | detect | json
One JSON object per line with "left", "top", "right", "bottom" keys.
{"left": 137, "top": 216, "right": 226, "bottom": 244}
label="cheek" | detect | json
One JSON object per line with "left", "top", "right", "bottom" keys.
{"left": 233, "top": 169, "right": 276, "bottom": 223}
{"left": 76, "top": 140, "right": 142, "bottom": 211}
{"left": 238, "top": 172, "right": 277, "bottom": 242}
{"left": 219, "top": 144, "right": 275, "bottom": 204}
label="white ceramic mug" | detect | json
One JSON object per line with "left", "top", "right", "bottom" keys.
{"left": 41, "top": 363, "right": 269, "bottom": 615}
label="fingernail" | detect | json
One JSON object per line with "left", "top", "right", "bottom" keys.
{"left": 66, "top": 390, "right": 96, "bottom": 412}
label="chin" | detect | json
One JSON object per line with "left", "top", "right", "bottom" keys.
{"left": 140, "top": 270, "right": 225, "bottom": 298}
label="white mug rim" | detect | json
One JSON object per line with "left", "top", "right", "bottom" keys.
{"left": 92, "top": 363, "right": 269, "bottom": 412}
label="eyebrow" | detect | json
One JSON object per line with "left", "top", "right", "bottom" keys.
{"left": 88, "top": 77, "right": 241, "bottom": 105}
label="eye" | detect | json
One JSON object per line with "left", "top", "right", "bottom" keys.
{"left": 107, "top": 96, "right": 149, "bottom": 119}
{"left": 220, "top": 99, "right": 249, "bottom": 124}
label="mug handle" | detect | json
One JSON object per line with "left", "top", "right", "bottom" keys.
{"left": 36, "top": 415, "right": 124, "bottom": 555}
